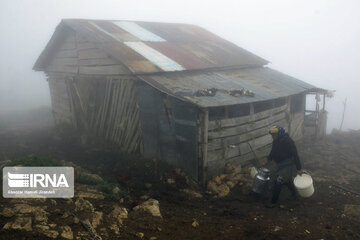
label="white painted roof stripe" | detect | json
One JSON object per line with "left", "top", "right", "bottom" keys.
{"left": 113, "top": 21, "right": 166, "bottom": 42}
{"left": 90, "top": 21, "right": 123, "bottom": 41}
{"left": 124, "top": 42, "right": 185, "bottom": 71}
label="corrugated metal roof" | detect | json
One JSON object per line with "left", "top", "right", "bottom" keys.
{"left": 34, "top": 19, "right": 268, "bottom": 73}
{"left": 138, "top": 67, "right": 317, "bottom": 108}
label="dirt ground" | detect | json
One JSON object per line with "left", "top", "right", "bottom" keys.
{"left": 0, "top": 111, "right": 360, "bottom": 240}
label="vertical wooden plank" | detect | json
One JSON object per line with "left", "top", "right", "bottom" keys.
{"left": 137, "top": 84, "right": 159, "bottom": 158}
{"left": 249, "top": 103, "right": 254, "bottom": 121}
{"left": 171, "top": 98, "right": 198, "bottom": 180}
{"left": 286, "top": 96, "right": 291, "bottom": 134}
{"left": 202, "top": 109, "right": 209, "bottom": 185}
{"left": 157, "top": 95, "right": 177, "bottom": 165}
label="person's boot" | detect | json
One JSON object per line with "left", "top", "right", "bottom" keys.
{"left": 266, "top": 181, "right": 281, "bottom": 208}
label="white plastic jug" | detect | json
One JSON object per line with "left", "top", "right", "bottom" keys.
{"left": 293, "top": 173, "right": 314, "bottom": 198}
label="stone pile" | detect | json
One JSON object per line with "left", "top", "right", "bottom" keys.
{"left": 206, "top": 164, "right": 254, "bottom": 198}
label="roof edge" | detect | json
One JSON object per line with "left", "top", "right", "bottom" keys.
{"left": 33, "top": 21, "right": 70, "bottom": 71}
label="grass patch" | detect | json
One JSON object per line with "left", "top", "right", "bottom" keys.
{"left": 76, "top": 172, "right": 129, "bottom": 201}
{"left": 76, "top": 172, "right": 103, "bottom": 185}
{"left": 10, "top": 155, "right": 62, "bottom": 167}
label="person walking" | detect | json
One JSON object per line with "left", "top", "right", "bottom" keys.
{"left": 264, "top": 125, "right": 304, "bottom": 208}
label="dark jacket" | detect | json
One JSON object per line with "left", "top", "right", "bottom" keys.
{"left": 268, "top": 133, "right": 302, "bottom": 170}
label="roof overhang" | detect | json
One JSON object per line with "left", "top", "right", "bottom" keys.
{"left": 137, "top": 66, "right": 320, "bottom": 108}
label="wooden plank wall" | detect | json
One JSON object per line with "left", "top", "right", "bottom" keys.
{"left": 289, "top": 94, "right": 306, "bottom": 141}
{"left": 77, "top": 76, "right": 142, "bottom": 153}
{"left": 47, "top": 76, "right": 73, "bottom": 125}
{"left": 48, "top": 74, "right": 142, "bottom": 153}
{"left": 289, "top": 111, "right": 304, "bottom": 141}
{"left": 203, "top": 103, "right": 289, "bottom": 179}
{"left": 45, "top": 29, "right": 130, "bottom": 75}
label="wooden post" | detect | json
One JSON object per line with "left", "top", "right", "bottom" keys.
{"left": 286, "top": 96, "right": 292, "bottom": 136}
{"left": 340, "top": 98, "right": 347, "bottom": 130}
{"left": 315, "top": 93, "right": 320, "bottom": 139}
{"left": 201, "top": 109, "right": 209, "bottom": 185}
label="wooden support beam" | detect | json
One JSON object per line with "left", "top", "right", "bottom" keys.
{"left": 202, "top": 109, "right": 209, "bottom": 184}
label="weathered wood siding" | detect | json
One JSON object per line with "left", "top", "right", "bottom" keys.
{"left": 289, "top": 94, "right": 306, "bottom": 141}
{"left": 171, "top": 98, "right": 199, "bottom": 180}
{"left": 45, "top": 29, "right": 130, "bottom": 75}
{"left": 203, "top": 102, "right": 290, "bottom": 180}
{"left": 48, "top": 75, "right": 142, "bottom": 153}
{"left": 137, "top": 84, "right": 199, "bottom": 180}
{"left": 78, "top": 76, "right": 142, "bottom": 153}
{"left": 48, "top": 76, "right": 73, "bottom": 125}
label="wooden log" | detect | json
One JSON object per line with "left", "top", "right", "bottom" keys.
{"left": 208, "top": 112, "right": 286, "bottom": 139}
{"left": 208, "top": 104, "right": 287, "bottom": 131}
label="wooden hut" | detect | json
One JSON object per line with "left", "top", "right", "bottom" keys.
{"left": 34, "top": 19, "right": 327, "bottom": 183}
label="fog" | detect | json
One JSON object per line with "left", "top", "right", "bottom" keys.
{"left": 0, "top": 0, "right": 359, "bottom": 131}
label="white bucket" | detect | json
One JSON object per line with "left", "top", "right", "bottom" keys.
{"left": 293, "top": 173, "right": 314, "bottom": 198}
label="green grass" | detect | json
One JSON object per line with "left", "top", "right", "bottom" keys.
{"left": 76, "top": 172, "right": 129, "bottom": 201}
{"left": 76, "top": 172, "right": 104, "bottom": 185}
{"left": 10, "top": 155, "right": 62, "bottom": 167}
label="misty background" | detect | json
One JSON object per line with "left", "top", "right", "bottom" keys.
{"left": 0, "top": 0, "right": 359, "bottom": 131}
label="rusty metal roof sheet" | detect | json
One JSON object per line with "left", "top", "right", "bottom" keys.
{"left": 34, "top": 19, "right": 268, "bottom": 73}
{"left": 138, "top": 67, "right": 317, "bottom": 107}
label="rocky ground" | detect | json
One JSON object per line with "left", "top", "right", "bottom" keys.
{"left": 0, "top": 112, "right": 360, "bottom": 240}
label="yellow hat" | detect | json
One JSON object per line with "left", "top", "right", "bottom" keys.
{"left": 269, "top": 125, "right": 285, "bottom": 136}
{"left": 269, "top": 126, "right": 279, "bottom": 134}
